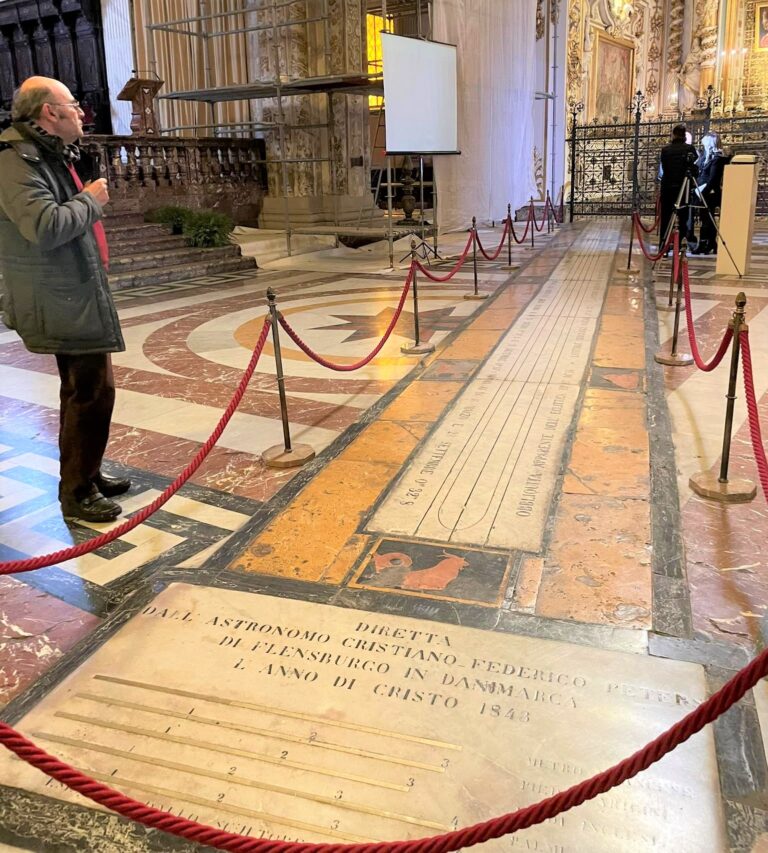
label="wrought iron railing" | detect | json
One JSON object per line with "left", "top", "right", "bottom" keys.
{"left": 567, "top": 112, "right": 768, "bottom": 219}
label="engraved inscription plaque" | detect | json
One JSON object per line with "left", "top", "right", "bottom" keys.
{"left": 0, "top": 584, "right": 726, "bottom": 852}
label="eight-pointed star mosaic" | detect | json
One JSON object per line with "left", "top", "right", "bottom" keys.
{"left": 311, "top": 305, "right": 463, "bottom": 343}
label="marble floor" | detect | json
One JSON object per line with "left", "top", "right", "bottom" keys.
{"left": 1, "top": 220, "right": 768, "bottom": 851}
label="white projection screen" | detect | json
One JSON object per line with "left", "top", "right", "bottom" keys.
{"left": 381, "top": 33, "right": 459, "bottom": 154}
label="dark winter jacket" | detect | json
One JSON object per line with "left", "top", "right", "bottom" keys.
{"left": 659, "top": 141, "right": 699, "bottom": 191}
{"left": 0, "top": 123, "right": 124, "bottom": 354}
{"left": 698, "top": 152, "right": 730, "bottom": 208}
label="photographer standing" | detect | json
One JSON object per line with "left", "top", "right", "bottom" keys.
{"left": 658, "top": 124, "right": 699, "bottom": 251}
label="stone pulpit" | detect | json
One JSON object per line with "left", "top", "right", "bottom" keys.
{"left": 117, "top": 77, "right": 164, "bottom": 136}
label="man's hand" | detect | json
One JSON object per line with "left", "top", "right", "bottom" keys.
{"left": 83, "top": 178, "right": 110, "bottom": 206}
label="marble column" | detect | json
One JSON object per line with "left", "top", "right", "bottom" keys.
{"left": 664, "top": 0, "right": 686, "bottom": 112}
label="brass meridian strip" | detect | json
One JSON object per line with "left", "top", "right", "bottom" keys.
{"left": 54, "top": 712, "right": 407, "bottom": 791}
{"left": 93, "top": 674, "right": 461, "bottom": 750}
{"left": 76, "top": 692, "right": 444, "bottom": 772}
{"left": 86, "top": 770, "right": 372, "bottom": 842}
{"left": 36, "top": 732, "right": 448, "bottom": 831}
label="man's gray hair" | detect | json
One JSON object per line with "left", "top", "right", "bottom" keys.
{"left": 11, "top": 85, "right": 53, "bottom": 122}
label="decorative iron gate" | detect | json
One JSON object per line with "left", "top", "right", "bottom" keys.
{"left": 568, "top": 112, "right": 768, "bottom": 218}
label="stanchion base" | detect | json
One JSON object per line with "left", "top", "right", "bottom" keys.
{"left": 400, "top": 342, "right": 436, "bottom": 355}
{"left": 689, "top": 472, "right": 757, "bottom": 503}
{"left": 501, "top": 264, "right": 520, "bottom": 270}
{"left": 655, "top": 303, "right": 677, "bottom": 313}
{"left": 262, "top": 443, "right": 316, "bottom": 469}
{"left": 616, "top": 266, "right": 640, "bottom": 275}
{"left": 654, "top": 351, "right": 694, "bottom": 366}
{"left": 464, "top": 292, "right": 489, "bottom": 301}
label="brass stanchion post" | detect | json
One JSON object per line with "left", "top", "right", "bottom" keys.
{"left": 690, "top": 293, "right": 756, "bottom": 502}
{"left": 401, "top": 238, "right": 436, "bottom": 355}
{"left": 617, "top": 217, "right": 640, "bottom": 275}
{"left": 656, "top": 224, "right": 679, "bottom": 313}
{"left": 504, "top": 203, "right": 514, "bottom": 269}
{"left": 654, "top": 242, "right": 693, "bottom": 366}
{"left": 465, "top": 217, "right": 488, "bottom": 301}
{"left": 529, "top": 198, "right": 535, "bottom": 249}
{"left": 262, "top": 289, "right": 316, "bottom": 468}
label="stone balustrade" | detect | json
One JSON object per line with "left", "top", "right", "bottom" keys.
{"left": 83, "top": 135, "right": 267, "bottom": 225}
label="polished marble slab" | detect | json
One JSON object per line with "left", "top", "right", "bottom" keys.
{"left": 0, "top": 584, "right": 725, "bottom": 852}
{"left": 369, "top": 224, "right": 612, "bottom": 552}
{"left": 368, "top": 379, "right": 580, "bottom": 551}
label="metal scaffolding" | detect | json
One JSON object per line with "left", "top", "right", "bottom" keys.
{"left": 144, "top": 0, "right": 436, "bottom": 265}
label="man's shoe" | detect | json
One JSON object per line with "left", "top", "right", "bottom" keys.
{"left": 61, "top": 491, "right": 122, "bottom": 523}
{"left": 93, "top": 472, "right": 132, "bottom": 497}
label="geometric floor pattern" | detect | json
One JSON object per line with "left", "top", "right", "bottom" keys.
{"left": 3, "top": 222, "right": 768, "bottom": 850}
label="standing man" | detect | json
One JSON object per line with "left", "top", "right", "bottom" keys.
{"left": 0, "top": 76, "right": 130, "bottom": 522}
{"left": 658, "top": 123, "right": 699, "bottom": 251}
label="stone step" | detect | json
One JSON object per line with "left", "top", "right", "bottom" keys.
{"left": 108, "top": 234, "right": 189, "bottom": 255}
{"left": 102, "top": 222, "right": 172, "bottom": 240}
{"left": 103, "top": 212, "right": 146, "bottom": 228}
{"left": 109, "top": 255, "right": 256, "bottom": 291}
{"left": 105, "top": 198, "right": 141, "bottom": 216}
{"left": 110, "top": 245, "right": 242, "bottom": 273}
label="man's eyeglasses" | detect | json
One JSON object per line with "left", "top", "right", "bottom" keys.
{"left": 46, "top": 101, "right": 82, "bottom": 110}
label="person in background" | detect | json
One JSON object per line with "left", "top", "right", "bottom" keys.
{"left": 658, "top": 123, "right": 699, "bottom": 252}
{"left": 691, "top": 131, "right": 730, "bottom": 255}
{"left": 0, "top": 76, "right": 130, "bottom": 522}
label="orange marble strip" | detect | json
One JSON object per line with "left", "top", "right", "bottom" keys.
{"left": 592, "top": 314, "right": 646, "bottom": 370}
{"left": 535, "top": 494, "right": 652, "bottom": 628}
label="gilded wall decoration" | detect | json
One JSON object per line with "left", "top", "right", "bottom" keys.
{"left": 536, "top": 0, "right": 546, "bottom": 39}
{"left": 567, "top": 0, "right": 666, "bottom": 119}
{"left": 566, "top": 0, "right": 584, "bottom": 104}
{"left": 694, "top": 0, "right": 720, "bottom": 66}
{"left": 534, "top": 146, "right": 544, "bottom": 194}
{"left": 666, "top": 0, "right": 685, "bottom": 79}
{"left": 744, "top": 0, "right": 768, "bottom": 104}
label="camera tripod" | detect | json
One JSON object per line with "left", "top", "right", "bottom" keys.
{"left": 398, "top": 234, "right": 444, "bottom": 265}
{"left": 658, "top": 171, "right": 742, "bottom": 278}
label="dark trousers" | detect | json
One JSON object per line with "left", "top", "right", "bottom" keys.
{"left": 698, "top": 193, "right": 721, "bottom": 248}
{"left": 55, "top": 353, "right": 115, "bottom": 500}
{"left": 659, "top": 185, "right": 690, "bottom": 249}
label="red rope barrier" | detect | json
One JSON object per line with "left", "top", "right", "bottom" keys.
{"left": 415, "top": 233, "right": 474, "bottom": 281}
{"left": 510, "top": 211, "right": 531, "bottom": 245}
{"left": 633, "top": 213, "right": 673, "bottom": 262}
{"left": 531, "top": 200, "right": 547, "bottom": 233}
{"left": 3, "top": 644, "right": 768, "bottom": 851}
{"left": 681, "top": 260, "right": 733, "bottom": 372}
{"left": 278, "top": 269, "right": 413, "bottom": 371}
{"left": 0, "top": 318, "right": 273, "bottom": 575}
{"left": 475, "top": 219, "right": 510, "bottom": 261}
{"left": 741, "top": 331, "right": 768, "bottom": 501}
{"left": 635, "top": 206, "right": 660, "bottom": 234}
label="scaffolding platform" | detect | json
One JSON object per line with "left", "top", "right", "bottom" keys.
{"left": 288, "top": 223, "right": 435, "bottom": 238}
{"left": 160, "top": 75, "right": 383, "bottom": 104}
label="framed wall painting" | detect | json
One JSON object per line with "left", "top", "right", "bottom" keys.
{"left": 756, "top": 2, "right": 768, "bottom": 50}
{"left": 589, "top": 31, "right": 635, "bottom": 122}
